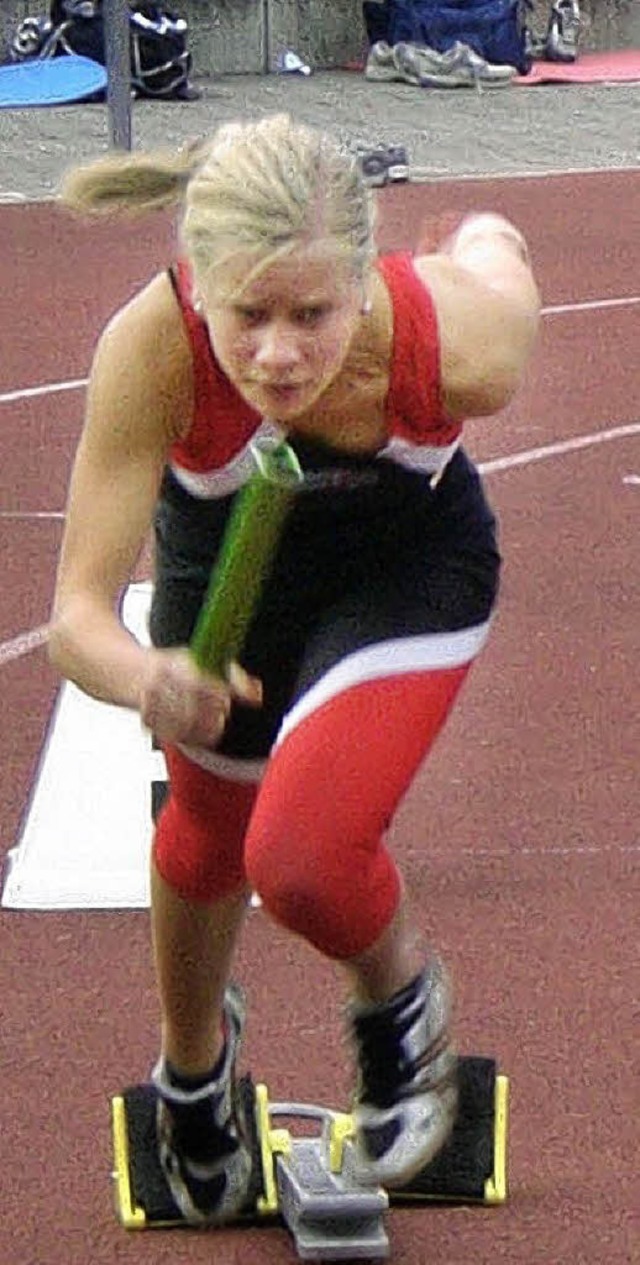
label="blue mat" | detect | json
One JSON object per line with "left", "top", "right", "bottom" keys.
{"left": 0, "top": 55, "right": 108, "bottom": 108}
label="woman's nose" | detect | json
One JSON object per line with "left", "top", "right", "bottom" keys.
{"left": 254, "top": 322, "right": 301, "bottom": 372}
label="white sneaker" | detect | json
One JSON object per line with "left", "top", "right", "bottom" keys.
{"left": 395, "top": 40, "right": 516, "bottom": 87}
{"left": 350, "top": 960, "right": 458, "bottom": 1189}
{"left": 364, "top": 39, "right": 420, "bottom": 83}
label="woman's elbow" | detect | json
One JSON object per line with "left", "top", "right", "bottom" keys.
{"left": 47, "top": 605, "right": 74, "bottom": 676}
{"left": 452, "top": 354, "right": 532, "bottom": 417}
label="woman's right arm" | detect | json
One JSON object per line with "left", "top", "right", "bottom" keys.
{"left": 50, "top": 272, "right": 262, "bottom": 745}
{"left": 49, "top": 273, "right": 187, "bottom": 709}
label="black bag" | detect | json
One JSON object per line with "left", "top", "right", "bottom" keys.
{"left": 11, "top": 1, "right": 195, "bottom": 100}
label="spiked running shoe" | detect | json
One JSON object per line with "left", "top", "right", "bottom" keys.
{"left": 152, "top": 983, "right": 253, "bottom": 1225}
{"left": 350, "top": 960, "right": 458, "bottom": 1189}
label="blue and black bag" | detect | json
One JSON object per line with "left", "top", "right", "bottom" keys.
{"left": 364, "top": 0, "right": 533, "bottom": 74}
{"left": 10, "top": 1, "right": 194, "bottom": 99}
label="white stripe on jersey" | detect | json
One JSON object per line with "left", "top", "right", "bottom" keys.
{"left": 170, "top": 430, "right": 461, "bottom": 500}
{"left": 170, "top": 419, "right": 285, "bottom": 499}
{"left": 276, "top": 620, "right": 491, "bottom": 747}
{"left": 380, "top": 435, "right": 461, "bottom": 481}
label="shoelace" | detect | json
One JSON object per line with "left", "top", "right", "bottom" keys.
{"left": 354, "top": 991, "right": 450, "bottom": 1107}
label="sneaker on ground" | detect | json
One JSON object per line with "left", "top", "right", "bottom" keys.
{"left": 545, "top": 0, "right": 581, "bottom": 62}
{"left": 364, "top": 39, "right": 421, "bottom": 84}
{"left": 350, "top": 959, "right": 458, "bottom": 1189}
{"left": 152, "top": 983, "right": 253, "bottom": 1226}
{"left": 395, "top": 40, "right": 516, "bottom": 87}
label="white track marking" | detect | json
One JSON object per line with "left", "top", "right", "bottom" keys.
{"left": 0, "top": 510, "right": 65, "bottom": 520}
{"left": 0, "top": 377, "right": 88, "bottom": 405}
{"left": 0, "top": 293, "right": 639, "bottom": 410}
{"left": 1, "top": 165, "right": 639, "bottom": 210}
{"left": 410, "top": 163, "right": 640, "bottom": 183}
{"left": 542, "top": 295, "right": 640, "bottom": 316}
{"left": 0, "top": 418, "right": 638, "bottom": 664}
{"left": 0, "top": 624, "right": 49, "bottom": 667}
{"left": 478, "top": 420, "right": 640, "bottom": 476}
{"left": 2, "top": 418, "right": 638, "bottom": 526}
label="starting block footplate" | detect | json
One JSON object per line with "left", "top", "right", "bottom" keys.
{"left": 111, "top": 1055, "right": 508, "bottom": 1253}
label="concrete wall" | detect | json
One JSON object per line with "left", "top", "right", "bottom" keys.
{"left": 0, "top": 0, "right": 367, "bottom": 74}
{"left": 1, "top": 0, "right": 638, "bottom": 75}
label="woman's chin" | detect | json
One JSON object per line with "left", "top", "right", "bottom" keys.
{"left": 249, "top": 382, "right": 318, "bottom": 419}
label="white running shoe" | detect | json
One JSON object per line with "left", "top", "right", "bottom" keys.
{"left": 395, "top": 40, "right": 516, "bottom": 88}
{"left": 350, "top": 959, "right": 458, "bottom": 1189}
{"left": 152, "top": 983, "right": 253, "bottom": 1225}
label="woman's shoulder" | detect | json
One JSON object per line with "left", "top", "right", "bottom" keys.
{"left": 105, "top": 269, "right": 189, "bottom": 355}
{"left": 91, "top": 270, "right": 193, "bottom": 443}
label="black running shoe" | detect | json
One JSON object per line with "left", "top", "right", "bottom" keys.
{"left": 350, "top": 959, "right": 458, "bottom": 1188}
{"left": 152, "top": 983, "right": 253, "bottom": 1225}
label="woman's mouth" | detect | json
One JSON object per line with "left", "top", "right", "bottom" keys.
{"left": 260, "top": 382, "right": 307, "bottom": 403}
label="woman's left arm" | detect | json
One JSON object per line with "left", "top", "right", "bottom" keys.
{"left": 414, "top": 213, "right": 541, "bottom": 418}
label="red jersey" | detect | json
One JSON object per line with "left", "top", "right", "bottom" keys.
{"left": 168, "top": 252, "right": 462, "bottom": 499}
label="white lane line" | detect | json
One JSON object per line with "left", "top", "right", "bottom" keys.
{"left": 409, "top": 163, "right": 640, "bottom": 184}
{"left": 0, "top": 377, "right": 88, "bottom": 405}
{"left": 3, "top": 419, "right": 638, "bottom": 522}
{"left": 0, "top": 294, "right": 639, "bottom": 409}
{"left": 0, "top": 625, "right": 49, "bottom": 667}
{"left": 0, "top": 510, "right": 65, "bottom": 520}
{"left": 1, "top": 420, "right": 638, "bottom": 665}
{"left": 478, "top": 420, "right": 640, "bottom": 476}
{"left": 542, "top": 295, "right": 640, "bottom": 316}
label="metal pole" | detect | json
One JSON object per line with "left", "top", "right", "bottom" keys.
{"left": 102, "top": 0, "right": 132, "bottom": 150}
{"left": 262, "top": 0, "right": 270, "bottom": 74}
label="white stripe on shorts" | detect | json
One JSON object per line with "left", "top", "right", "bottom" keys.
{"left": 276, "top": 620, "right": 492, "bottom": 748}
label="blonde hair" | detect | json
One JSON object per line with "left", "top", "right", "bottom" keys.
{"left": 60, "top": 114, "right": 376, "bottom": 291}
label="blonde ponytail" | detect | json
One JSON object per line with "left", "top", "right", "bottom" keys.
{"left": 58, "top": 140, "right": 209, "bottom": 215}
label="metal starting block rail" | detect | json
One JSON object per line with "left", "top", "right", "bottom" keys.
{"left": 255, "top": 1089, "right": 390, "bottom": 1259}
{"left": 111, "top": 1057, "right": 509, "bottom": 1260}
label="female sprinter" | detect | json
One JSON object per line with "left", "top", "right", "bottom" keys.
{"left": 50, "top": 114, "right": 539, "bottom": 1224}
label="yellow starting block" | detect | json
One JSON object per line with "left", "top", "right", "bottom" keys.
{"left": 111, "top": 1056, "right": 509, "bottom": 1260}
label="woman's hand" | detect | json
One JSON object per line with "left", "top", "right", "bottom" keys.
{"left": 139, "top": 648, "right": 263, "bottom": 747}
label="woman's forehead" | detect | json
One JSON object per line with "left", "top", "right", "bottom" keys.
{"left": 205, "top": 242, "right": 357, "bottom": 303}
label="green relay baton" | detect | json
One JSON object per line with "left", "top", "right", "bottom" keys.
{"left": 190, "top": 439, "right": 304, "bottom": 678}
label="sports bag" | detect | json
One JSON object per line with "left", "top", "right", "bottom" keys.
{"left": 365, "top": 0, "right": 533, "bottom": 74}
{"left": 11, "top": 1, "right": 194, "bottom": 99}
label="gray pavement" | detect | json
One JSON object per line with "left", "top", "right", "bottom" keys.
{"left": 1, "top": 69, "right": 639, "bottom": 200}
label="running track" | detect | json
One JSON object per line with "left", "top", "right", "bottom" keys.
{"left": 1, "top": 170, "right": 638, "bottom": 1265}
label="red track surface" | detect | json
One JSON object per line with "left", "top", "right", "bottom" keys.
{"left": 1, "top": 171, "right": 638, "bottom": 1265}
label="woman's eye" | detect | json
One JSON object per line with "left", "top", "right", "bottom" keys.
{"left": 295, "top": 306, "right": 327, "bottom": 326}
{"left": 237, "top": 307, "right": 266, "bottom": 326}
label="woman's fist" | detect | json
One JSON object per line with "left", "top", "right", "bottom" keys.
{"left": 138, "top": 647, "right": 262, "bottom": 747}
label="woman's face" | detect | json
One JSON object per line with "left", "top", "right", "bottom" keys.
{"left": 199, "top": 242, "right": 363, "bottom": 421}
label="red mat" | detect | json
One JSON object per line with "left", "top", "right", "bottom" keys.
{"left": 516, "top": 48, "right": 640, "bottom": 83}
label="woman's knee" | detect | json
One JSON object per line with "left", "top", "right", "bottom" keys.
{"left": 244, "top": 799, "right": 401, "bottom": 959}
